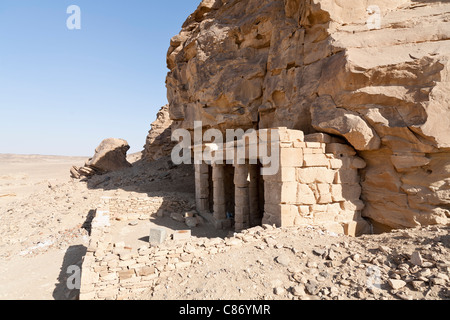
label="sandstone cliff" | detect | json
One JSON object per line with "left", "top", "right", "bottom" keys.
{"left": 165, "top": 0, "right": 450, "bottom": 231}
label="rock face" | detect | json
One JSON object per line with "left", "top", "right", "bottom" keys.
{"left": 71, "top": 138, "right": 132, "bottom": 178}
{"left": 143, "top": 105, "right": 176, "bottom": 162}
{"left": 166, "top": 0, "right": 450, "bottom": 231}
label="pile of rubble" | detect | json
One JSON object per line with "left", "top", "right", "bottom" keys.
{"left": 141, "top": 224, "right": 450, "bottom": 300}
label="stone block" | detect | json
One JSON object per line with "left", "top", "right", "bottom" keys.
{"left": 280, "top": 148, "right": 303, "bottom": 167}
{"left": 287, "top": 129, "right": 305, "bottom": 142}
{"left": 293, "top": 215, "right": 314, "bottom": 226}
{"left": 293, "top": 141, "right": 307, "bottom": 148}
{"left": 100, "top": 273, "right": 117, "bottom": 281}
{"left": 280, "top": 204, "right": 299, "bottom": 227}
{"left": 327, "top": 203, "right": 342, "bottom": 214}
{"left": 280, "top": 141, "right": 293, "bottom": 148}
{"left": 318, "top": 193, "right": 332, "bottom": 204}
{"left": 279, "top": 167, "right": 297, "bottom": 182}
{"left": 329, "top": 159, "right": 343, "bottom": 169}
{"left": 213, "top": 219, "right": 223, "bottom": 230}
{"left": 344, "top": 218, "right": 372, "bottom": 237}
{"left": 336, "top": 210, "right": 358, "bottom": 223}
{"left": 173, "top": 230, "right": 192, "bottom": 241}
{"left": 317, "top": 183, "right": 330, "bottom": 195}
{"left": 303, "top": 154, "right": 330, "bottom": 167}
{"left": 296, "top": 184, "right": 316, "bottom": 205}
{"left": 149, "top": 228, "right": 167, "bottom": 245}
{"left": 118, "top": 270, "right": 135, "bottom": 280}
{"left": 281, "top": 182, "right": 298, "bottom": 204}
{"left": 341, "top": 200, "right": 365, "bottom": 211}
{"left": 305, "top": 142, "right": 323, "bottom": 149}
{"left": 331, "top": 184, "right": 345, "bottom": 202}
{"left": 311, "top": 204, "right": 328, "bottom": 213}
{"left": 235, "top": 222, "right": 249, "bottom": 231}
{"left": 277, "top": 127, "right": 290, "bottom": 142}
{"left": 298, "top": 205, "right": 311, "bottom": 217}
{"left": 297, "top": 167, "right": 335, "bottom": 184}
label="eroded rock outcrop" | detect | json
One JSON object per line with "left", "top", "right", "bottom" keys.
{"left": 166, "top": 0, "right": 450, "bottom": 231}
{"left": 71, "top": 138, "right": 132, "bottom": 179}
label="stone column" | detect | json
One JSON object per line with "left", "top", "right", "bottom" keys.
{"left": 195, "top": 163, "right": 210, "bottom": 214}
{"left": 212, "top": 164, "right": 227, "bottom": 221}
{"left": 234, "top": 164, "right": 250, "bottom": 231}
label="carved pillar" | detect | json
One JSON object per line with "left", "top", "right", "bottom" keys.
{"left": 234, "top": 163, "right": 250, "bottom": 231}
{"left": 195, "top": 163, "right": 210, "bottom": 214}
{"left": 212, "top": 164, "right": 227, "bottom": 221}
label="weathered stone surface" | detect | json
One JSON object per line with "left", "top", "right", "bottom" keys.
{"left": 86, "top": 138, "right": 132, "bottom": 172}
{"left": 71, "top": 138, "right": 132, "bottom": 178}
{"left": 311, "top": 96, "right": 381, "bottom": 151}
{"left": 165, "top": 0, "right": 450, "bottom": 230}
{"left": 410, "top": 251, "right": 424, "bottom": 267}
{"left": 275, "top": 254, "right": 290, "bottom": 267}
{"left": 388, "top": 279, "right": 407, "bottom": 290}
{"left": 149, "top": 228, "right": 167, "bottom": 245}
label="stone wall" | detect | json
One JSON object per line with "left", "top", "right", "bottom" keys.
{"left": 98, "top": 195, "right": 189, "bottom": 222}
{"left": 79, "top": 210, "right": 196, "bottom": 300}
{"left": 262, "top": 129, "right": 370, "bottom": 237}
{"left": 80, "top": 195, "right": 198, "bottom": 300}
{"left": 193, "top": 128, "right": 371, "bottom": 236}
{"left": 79, "top": 202, "right": 252, "bottom": 300}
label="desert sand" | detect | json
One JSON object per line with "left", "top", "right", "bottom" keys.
{"left": 0, "top": 154, "right": 89, "bottom": 299}
{"left": 0, "top": 152, "right": 201, "bottom": 300}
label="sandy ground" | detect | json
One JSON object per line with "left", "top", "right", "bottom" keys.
{"left": 0, "top": 153, "right": 198, "bottom": 300}
{"left": 0, "top": 154, "right": 87, "bottom": 204}
{"left": 0, "top": 154, "right": 88, "bottom": 299}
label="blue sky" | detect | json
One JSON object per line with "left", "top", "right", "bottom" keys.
{"left": 0, "top": 0, "right": 200, "bottom": 156}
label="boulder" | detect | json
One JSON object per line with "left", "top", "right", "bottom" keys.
{"left": 86, "top": 138, "right": 132, "bottom": 173}
{"left": 70, "top": 138, "right": 132, "bottom": 179}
